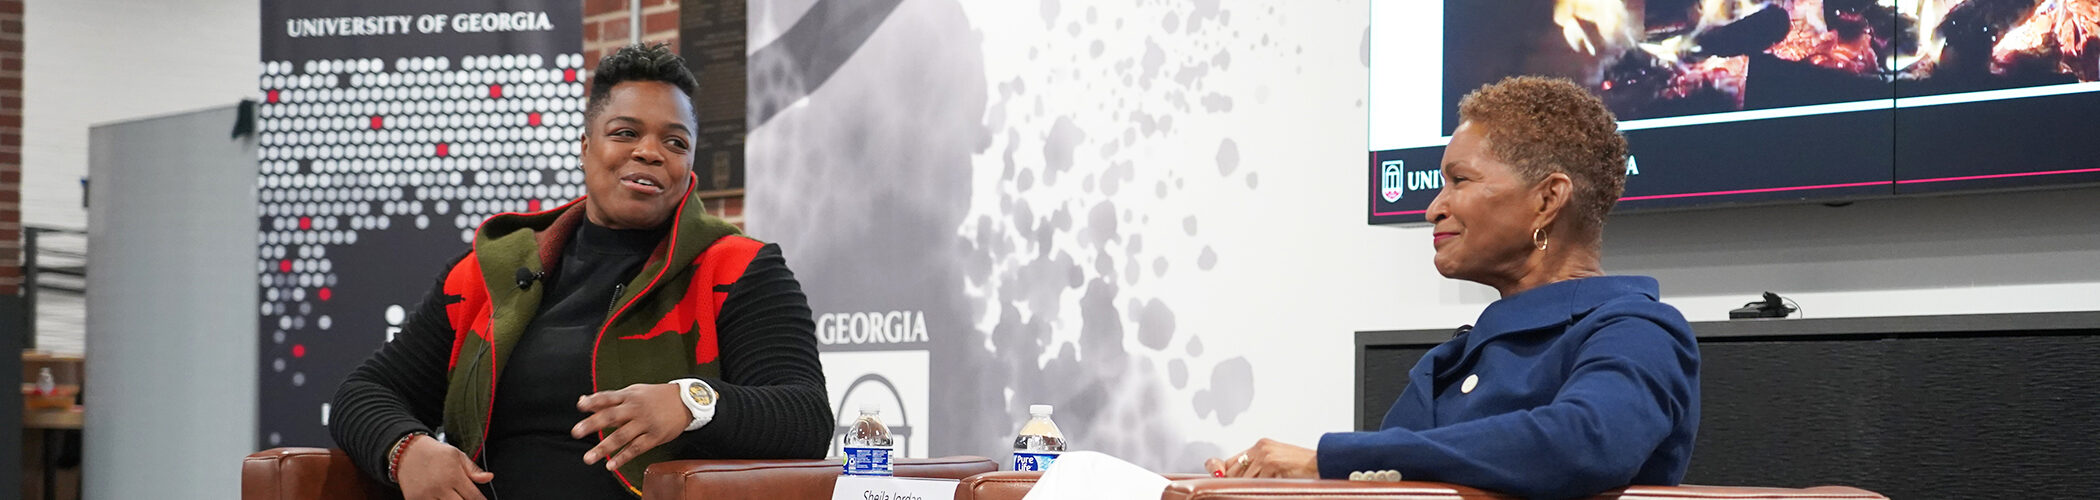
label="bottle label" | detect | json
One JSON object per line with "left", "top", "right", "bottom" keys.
{"left": 1012, "top": 451, "right": 1061, "bottom": 472}
{"left": 842, "top": 446, "right": 894, "bottom": 476}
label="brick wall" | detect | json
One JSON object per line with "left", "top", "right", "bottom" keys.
{"left": 580, "top": 0, "right": 742, "bottom": 226}
{"left": 0, "top": 0, "right": 23, "bottom": 295}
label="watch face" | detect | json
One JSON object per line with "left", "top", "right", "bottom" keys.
{"left": 686, "top": 383, "right": 714, "bottom": 406}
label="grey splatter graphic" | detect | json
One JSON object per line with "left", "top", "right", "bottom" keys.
{"left": 1245, "top": 172, "right": 1259, "bottom": 189}
{"left": 1079, "top": 280, "right": 1128, "bottom": 366}
{"left": 1141, "top": 40, "right": 1166, "bottom": 82}
{"left": 1193, "top": 357, "right": 1255, "bottom": 425}
{"left": 1102, "top": 161, "right": 1133, "bottom": 196}
{"left": 1137, "top": 298, "right": 1177, "bottom": 350}
{"left": 1175, "top": 62, "right": 1210, "bottom": 87}
{"left": 1086, "top": 202, "right": 1119, "bottom": 245}
{"left": 1361, "top": 26, "right": 1372, "bottom": 67}
{"left": 746, "top": 0, "right": 909, "bottom": 128}
{"left": 745, "top": 0, "right": 998, "bottom": 463}
{"left": 1044, "top": 117, "right": 1085, "bottom": 183}
{"left": 751, "top": 0, "right": 1307, "bottom": 472}
{"left": 1186, "top": 0, "right": 1224, "bottom": 32}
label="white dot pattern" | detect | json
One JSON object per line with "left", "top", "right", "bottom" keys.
{"left": 255, "top": 52, "right": 592, "bottom": 398}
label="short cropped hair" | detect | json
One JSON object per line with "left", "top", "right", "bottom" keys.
{"left": 584, "top": 43, "right": 699, "bottom": 124}
{"left": 1456, "top": 76, "right": 1628, "bottom": 233}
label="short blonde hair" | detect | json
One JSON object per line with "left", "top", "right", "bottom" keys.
{"left": 1456, "top": 76, "right": 1628, "bottom": 232}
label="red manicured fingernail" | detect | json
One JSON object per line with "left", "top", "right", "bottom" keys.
{"left": 1213, "top": 470, "right": 1225, "bottom": 477}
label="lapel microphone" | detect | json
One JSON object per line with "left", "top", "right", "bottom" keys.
{"left": 514, "top": 267, "right": 544, "bottom": 290}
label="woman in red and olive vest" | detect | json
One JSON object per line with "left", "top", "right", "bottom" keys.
{"left": 330, "top": 44, "right": 831, "bottom": 500}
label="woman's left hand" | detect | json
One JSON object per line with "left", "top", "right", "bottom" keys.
{"left": 572, "top": 383, "right": 694, "bottom": 470}
{"left": 1206, "top": 438, "right": 1320, "bottom": 478}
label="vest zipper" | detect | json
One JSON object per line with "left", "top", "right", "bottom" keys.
{"left": 607, "top": 283, "right": 625, "bottom": 315}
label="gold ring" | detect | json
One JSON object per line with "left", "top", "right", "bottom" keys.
{"left": 1235, "top": 455, "right": 1250, "bottom": 468}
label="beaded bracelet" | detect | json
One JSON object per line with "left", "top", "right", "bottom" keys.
{"left": 386, "top": 432, "right": 428, "bottom": 484}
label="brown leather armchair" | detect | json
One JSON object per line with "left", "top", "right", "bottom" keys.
{"left": 956, "top": 471, "right": 1213, "bottom": 500}
{"left": 242, "top": 448, "right": 395, "bottom": 500}
{"left": 643, "top": 456, "right": 998, "bottom": 500}
{"left": 954, "top": 472, "right": 1886, "bottom": 500}
{"left": 244, "top": 447, "right": 998, "bottom": 500}
{"left": 1160, "top": 479, "right": 1888, "bottom": 500}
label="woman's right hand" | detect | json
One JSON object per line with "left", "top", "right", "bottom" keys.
{"left": 396, "top": 437, "right": 495, "bottom": 500}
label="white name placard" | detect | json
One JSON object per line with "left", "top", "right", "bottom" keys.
{"left": 831, "top": 475, "right": 959, "bottom": 500}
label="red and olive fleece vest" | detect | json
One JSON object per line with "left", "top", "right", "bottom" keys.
{"left": 437, "top": 182, "right": 756, "bottom": 496}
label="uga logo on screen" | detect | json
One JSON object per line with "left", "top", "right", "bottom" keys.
{"left": 1381, "top": 160, "right": 1405, "bottom": 202}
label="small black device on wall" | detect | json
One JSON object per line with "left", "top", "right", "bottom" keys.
{"left": 1730, "top": 291, "right": 1798, "bottom": 319}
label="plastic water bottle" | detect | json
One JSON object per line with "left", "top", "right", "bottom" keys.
{"left": 1011, "top": 404, "right": 1067, "bottom": 471}
{"left": 840, "top": 404, "right": 894, "bottom": 476}
{"left": 35, "top": 368, "right": 56, "bottom": 396}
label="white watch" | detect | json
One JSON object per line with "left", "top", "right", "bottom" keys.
{"left": 671, "top": 378, "right": 718, "bottom": 432}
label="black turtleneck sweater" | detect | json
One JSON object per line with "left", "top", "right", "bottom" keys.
{"left": 330, "top": 220, "right": 831, "bottom": 499}
{"left": 482, "top": 220, "right": 660, "bottom": 498}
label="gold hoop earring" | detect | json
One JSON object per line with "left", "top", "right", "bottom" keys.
{"left": 1532, "top": 227, "right": 1549, "bottom": 252}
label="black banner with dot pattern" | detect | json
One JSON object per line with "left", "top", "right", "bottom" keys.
{"left": 256, "top": 0, "right": 582, "bottom": 449}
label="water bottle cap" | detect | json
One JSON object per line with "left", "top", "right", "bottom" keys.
{"left": 858, "top": 403, "right": 880, "bottom": 414}
{"left": 1030, "top": 404, "right": 1052, "bottom": 415}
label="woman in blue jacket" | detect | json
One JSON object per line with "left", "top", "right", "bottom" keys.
{"left": 1208, "top": 76, "right": 1700, "bottom": 499}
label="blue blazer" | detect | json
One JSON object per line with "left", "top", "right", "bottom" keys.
{"left": 1319, "top": 276, "right": 1700, "bottom": 499}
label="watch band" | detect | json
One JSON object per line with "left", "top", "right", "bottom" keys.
{"left": 672, "top": 378, "right": 717, "bottom": 431}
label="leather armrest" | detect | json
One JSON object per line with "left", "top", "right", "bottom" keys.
{"left": 1600, "top": 485, "right": 1887, "bottom": 499}
{"left": 955, "top": 471, "right": 1210, "bottom": 500}
{"left": 1162, "top": 478, "right": 1517, "bottom": 500}
{"left": 642, "top": 456, "right": 998, "bottom": 500}
{"left": 241, "top": 447, "right": 397, "bottom": 500}
{"left": 1161, "top": 479, "right": 1889, "bottom": 500}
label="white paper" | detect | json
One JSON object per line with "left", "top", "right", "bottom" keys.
{"left": 1021, "top": 451, "right": 1171, "bottom": 500}
{"left": 832, "top": 475, "right": 959, "bottom": 500}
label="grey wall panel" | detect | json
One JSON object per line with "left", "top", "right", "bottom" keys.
{"left": 84, "top": 105, "right": 258, "bottom": 500}
{"left": 1882, "top": 336, "right": 2100, "bottom": 498}
{"left": 1687, "top": 340, "right": 1893, "bottom": 493}
{"left": 1357, "top": 346, "right": 1427, "bottom": 431}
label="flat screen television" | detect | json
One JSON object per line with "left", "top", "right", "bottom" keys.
{"left": 1368, "top": 0, "right": 2100, "bottom": 224}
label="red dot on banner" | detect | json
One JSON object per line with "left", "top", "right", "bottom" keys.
{"left": 279, "top": 260, "right": 292, "bottom": 272}
{"left": 370, "top": 116, "right": 384, "bottom": 129}
{"left": 436, "top": 143, "right": 449, "bottom": 157}
{"left": 318, "top": 288, "right": 332, "bottom": 301}
{"left": 292, "top": 344, "right": 306, "bottom": 358}
{"left": 528, "top": 112, "right": 543, "bottom": 127}
{"left": 300, "top": 217, "right": 312, "bottom": 230}
{"left": 267, "top": 89, "right": 281, "bottom": 103}
{"left": 564, "top": 69, "right": 578, "bottom": 82}
{"left": 489, "top": 85, "right": 503, "bottom": 98}
{"left": 528, "top": 199, "right": 543, "bottom": 212}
